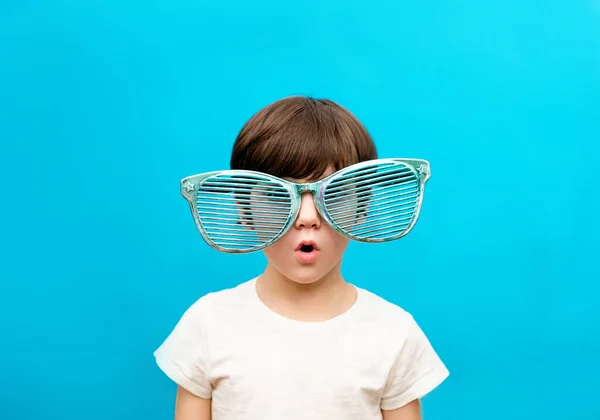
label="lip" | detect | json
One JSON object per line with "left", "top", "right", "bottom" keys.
{"left": 294, "top": 240, "right": 320, "bottom": 264}
{"left": 295, "top": 248, "right": 319, "bottom": 264}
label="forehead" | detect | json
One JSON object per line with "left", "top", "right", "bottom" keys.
{"left": 283, "top": 165, "right": 337, "bottom": 183}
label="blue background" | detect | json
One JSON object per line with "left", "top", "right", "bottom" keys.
{"left": 1, "top": 1, "right": 599, "bottom": 419}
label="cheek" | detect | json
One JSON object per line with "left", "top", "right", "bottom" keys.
{"left": 262, "top": 232, "right": 294, "bottom": 261}
{"left": 334, "top": 237, "right": 351, "bottom": 255}
{"left": 323, "top": 227, "right": 351, "bottom": 254}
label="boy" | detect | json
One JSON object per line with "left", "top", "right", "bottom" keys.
{"left": 154, "top": 96, "right": 449, "bottom": 420}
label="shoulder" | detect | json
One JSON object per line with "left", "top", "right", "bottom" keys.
{"left": 153, "top": 281, "right": 259, "bottom": 400}
{"left": 355, "top": 286, "right": 415, "bottom": 327}
{"left": 353, "top": 288, "right": 450, "bottom": 410}
{"left": 178, "top": 278, "right": 257, "bottom": 326}
{"left": 358, "top": 288, "right": 426, "bottom": 346}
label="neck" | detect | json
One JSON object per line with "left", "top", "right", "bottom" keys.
{"left": 256, "top": 262, "right": 356, "bottom": 322}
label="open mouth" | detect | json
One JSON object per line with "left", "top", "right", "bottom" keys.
{"left": 296, "top": 241, "right": 318, "bottom": 252}
{"left": 300, "top": 244, "right": 314, "bottom": 253}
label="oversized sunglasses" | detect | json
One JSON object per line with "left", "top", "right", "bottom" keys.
{"left": 180, "top": 158, "right": 432, "bottom": 253}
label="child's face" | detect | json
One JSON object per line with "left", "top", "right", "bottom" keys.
{"left": 262, "top": 166, "right": 351, "bottom": 285}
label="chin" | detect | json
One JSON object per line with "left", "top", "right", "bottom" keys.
{"left": 285, "top": 271, "right": 325, "bottom": 285}
{"left": 274, "top": 261, "right": 341, "bottom": 286}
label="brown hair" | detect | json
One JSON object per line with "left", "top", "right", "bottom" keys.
{"left": 230, "top": 96, "right": 377, "bottom": 180}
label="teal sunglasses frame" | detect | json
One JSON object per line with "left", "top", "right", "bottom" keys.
{"left": 180, "top": 158, "right": 432, "bottom": 253}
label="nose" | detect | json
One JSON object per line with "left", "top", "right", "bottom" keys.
{"left": 294, "top": 192, "right": 321, "bottom": 229}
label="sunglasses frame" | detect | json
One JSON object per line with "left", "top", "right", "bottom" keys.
{"left": 180, "top": 158, "right": 432, "bottom": 253}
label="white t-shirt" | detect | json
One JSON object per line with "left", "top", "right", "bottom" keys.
{"left": 154, "top": 278, "right": 449, "bottom": 419}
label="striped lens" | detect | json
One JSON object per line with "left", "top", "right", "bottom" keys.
{"left": 322, "top": 161, "right": 422, "bottom": 241}
{"left": 194, "top": 173, "right": 294, "bottom": 252}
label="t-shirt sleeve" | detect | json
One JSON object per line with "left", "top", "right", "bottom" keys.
{"left": 380, "top": 313, "right": 450, "bottom": 411}
{"left": 153, "top": 298, "right": 212, "bottom": 399}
